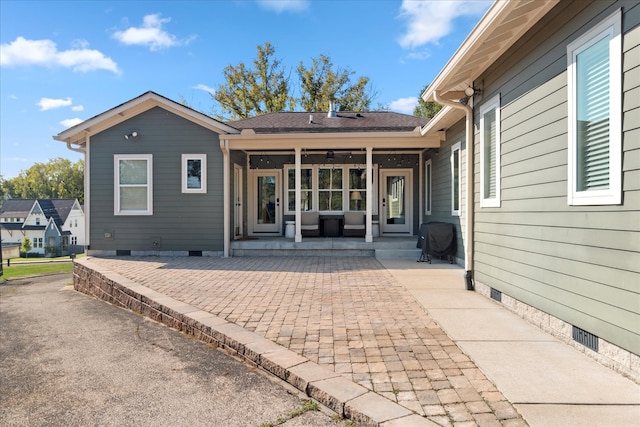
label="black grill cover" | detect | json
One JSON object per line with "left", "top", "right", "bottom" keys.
{"left": 417, "top": 222, "right": 457, "bottom": 258}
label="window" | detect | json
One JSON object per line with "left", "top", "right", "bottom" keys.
{"left": 425, "top": 159, "right": 432, "bottom": 215}
{"left": 480, "top": 95, "right": 501, "bottom": 207}
{"left": 35, "top": 237, "right": 43, "bottom": 248}
{"left": 285, "top": 167, "right": 313, "bottom": 212}
{"left": 348, "top": 168, "right": 367, "bottom": 211}
{"left": 36, "top": 217, "right": 40, "bottom": 225}
{"left": 567, "top": 9, "right": 621, "bottom": 205}
{"left": 71, "top": 236, "right": 77, "bottom": 245}
{"left": 451, "top": 142, "right": 461, "bottom": 216}
{"left": 318, "top": 167, "right": 343, "bottom": 212}
{"left": 114, "top": 154, "right": 153, "bottom": 215}
{"left": 182, "top": 154, "right": 207, "bottom": 193}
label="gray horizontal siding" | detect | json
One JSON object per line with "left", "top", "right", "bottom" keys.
{"left": 423, "top": 120, "right": 465, "bottom": 263}
{"left": 471, "top": 0, "right": 640, "bottom": 355}
{"left": 89, "top": 107, "right": 224, "bottom": 252}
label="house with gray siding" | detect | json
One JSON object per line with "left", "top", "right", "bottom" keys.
{"left": 54, "top": 91, "right": 436, "bottom": 258}
{"left": 420, "top": 0, "right": 639, "bottom": 380}
{"left": 54, "top": 0, "right": 638, "bottom": 380}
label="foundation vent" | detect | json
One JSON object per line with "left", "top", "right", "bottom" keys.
{"left": 572, "top": 326, "right": 599, "bottom": 352}
{"left": 189, "top": 250, "right": 203, "bottom": 257}
{"left": 490, "top": 288, "right": 502, "bottom": 302}
{"left": 116, "top": 250, "right": 131, "bottom": 256}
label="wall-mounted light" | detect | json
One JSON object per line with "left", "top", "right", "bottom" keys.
{"left": 124, "top": 131, "right": 138, "bottom": 140}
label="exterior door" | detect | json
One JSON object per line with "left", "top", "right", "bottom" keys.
{"left": 380, "top": 169, "right": 412, "bottom": 235}
{"left": 233, "top": 164, "right": 243, "bottom": 239}
{"left": 253, "top": 170, "right": 281, "bottom": 233}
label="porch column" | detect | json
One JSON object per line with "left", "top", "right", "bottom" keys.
{"left": 365, "top": 146, "right": 373, "bottom": 243}
{"left": 294, "top": 147, "right": 302, "bottom": 242}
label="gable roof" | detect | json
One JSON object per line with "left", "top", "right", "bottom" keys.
{"left": 54, "top": 91, "right": 239, "bottom": 148}
{"left": 0, "top": 199, "right": 36, "bottom": 218}
{"left": 229, "top": 111, "right": 429, "bottom": 134}
{"left": 0, "top": 198, "right": 78, "bottom": 228}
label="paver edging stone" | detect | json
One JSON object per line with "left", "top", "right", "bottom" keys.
{"left": 286, "top": 361, "right": 342, "bottom": 394}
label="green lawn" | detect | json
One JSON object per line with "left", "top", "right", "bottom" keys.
{"left": 1, "top": 261, "right": 75, "bottom": 279}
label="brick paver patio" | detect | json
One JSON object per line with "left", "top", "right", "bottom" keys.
{"left": 88, "top": 256, "right": 527, "bottom": 426}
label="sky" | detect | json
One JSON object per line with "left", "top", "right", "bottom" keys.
{"left": 0, "top": 0, "right": 491, "bottom": 180}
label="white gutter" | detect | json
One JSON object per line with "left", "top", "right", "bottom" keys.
{"left": 433, "top": 91, "right": 474, "bottom": 290}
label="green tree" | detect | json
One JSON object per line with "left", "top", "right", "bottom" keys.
{"left": 0, "top": 158, "right": 84, "bottom": 204}
{"left": 213, "top": 42, "right": 295, "bottom": 120}
{"left": 413, "top": 85, "right": 443, "bottom": 119}
{"left": 21, "top": 237, "right": 32, "bottom": 258}
{"left": 212, "top": 43, "right": 375, "bottom": 118}
{"left": 297, "top": 54, "right": 374, "bottom": 112}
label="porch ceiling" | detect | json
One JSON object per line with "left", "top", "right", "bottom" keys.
{"left": 223, "top": 130, "right": 441, "bottom": 151}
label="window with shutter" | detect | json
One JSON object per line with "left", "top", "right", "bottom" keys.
{"left": 480, "top": 95, "right": 501, "bottom": 207}
{"left": 567, "top": 9, "right": 621, "bottom": 205}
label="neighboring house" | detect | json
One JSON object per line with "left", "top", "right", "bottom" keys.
{"left": 420, "top": 0, "right": 639, "bottom": 380}
{"left": 0, "top": 198, "right": 85, "bottom": 256}
{"left": 53, "top": 0, "right": 638, "bottom": 380}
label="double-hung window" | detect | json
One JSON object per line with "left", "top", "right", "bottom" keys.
{"left": 318, "top": 167, "right": 343, "bottom": 212}
{"left": 348, "top": 168, "right": 367, "bottom": 211}
{"left": 114, "top": 154, "right": 153, "bottom": 215}
{"left": 567, "top": 9, "right": 621, "bottom": 205}
{"left": 286, "top": 167, "right": 313, "bottom": 212}
{"left": 451, "top": 142, "right": 461, "bottom": 216}
{"left": 480, "top": 95, "right": 501, "bottom": 207}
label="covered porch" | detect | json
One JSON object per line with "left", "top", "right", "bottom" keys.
{"left": 220, "top": 110, "right": 441, "bottom": 257}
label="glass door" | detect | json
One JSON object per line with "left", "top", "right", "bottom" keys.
{"left": 380, "top": 170, "right": 412, "bottom": 234}
{"left": 233, "top": 164, "right": 243, "bottom": 239}
{"left": 253, "top": 171, "right": 281, "bottom": 233}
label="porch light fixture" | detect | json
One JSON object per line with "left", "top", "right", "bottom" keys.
{"left": 326, "top": 150, "right": 335, "bottom": 162}
{"left": 124, "top": 131, "right": 138, "bottom": 140}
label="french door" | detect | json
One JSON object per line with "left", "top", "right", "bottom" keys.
{"left": 380, "top": 169, "right": 412, "bottom": 235}
{"left": 233, "top": 164, "right": 243, "bottom": 239}
{"left": 252, "top": 170, "right": 281, "bottom": 233}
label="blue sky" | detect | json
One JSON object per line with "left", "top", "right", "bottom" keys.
{"left": 0, "top": 0, "right": 490, "bottom": 180}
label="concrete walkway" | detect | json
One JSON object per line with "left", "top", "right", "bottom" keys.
{"left": 379, "top": 259, "right": 640, "bottom": 427}
{"left": 74, "top": 256, "right": 640, "bottom": 426}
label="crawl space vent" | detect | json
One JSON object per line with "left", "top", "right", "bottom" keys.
{"left": 490, "top": 288, "right": 502, "bottom": 302}
{"left": 572, "top": 326, "right": 598, "bottom": 352}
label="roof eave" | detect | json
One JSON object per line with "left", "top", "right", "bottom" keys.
{"left": 54, "top": 91, "right": 240, "bottom": 147}
{"left": 422, "top": 0, "right": 560, "bottom": 103}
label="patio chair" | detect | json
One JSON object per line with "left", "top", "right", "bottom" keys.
{"left": 301, "top": 212, "right": 320, "bottom": 237}
{"left": 343, "top": 212, "right": 365, "bottom": 237}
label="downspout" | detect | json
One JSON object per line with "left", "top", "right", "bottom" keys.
{"left": 433, "top": 91, "right": 474, "bottom": 290}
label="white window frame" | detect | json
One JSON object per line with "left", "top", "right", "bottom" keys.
{"left": 284, "top": 164, "right": 378, "bottom": 215}
{"left": 284, "top": 166, "right": 314, "bottom": 214}
{"left": 181, "top": 154, "right": 207, "bottom": 194}
{"left": 567, "top": 9, "right": 621, "bottom": 206}
{"left": 479, "top": 95, "right": 501, "bottom": 207}
{"left": 451, "top": 142, "right": 461, "bottom": 216}
{"left": 114, "top": 154, "right": 153, "bottom": 216}
{"left": 424, "top": 159, "right": 432, "bottom": 215}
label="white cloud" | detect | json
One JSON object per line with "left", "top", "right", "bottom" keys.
{"left": 193, "top": 84, "right": 216, "bottom": 94}
{"left": 37, "top": 97, "right": 72, "bottom": 111}
{"left": 113, "top": 13, "right": 193, "bottom": 51}
{"left": 257, "top": 0, "right": 309, "bottom": 13}
{"left": 71, "top": 105, "right": 84, "bottom": 112}
{"left": 60, "top": 118, "right": 83, "bottom": 128}
{"left": 389, "top": 97, "right": 418, "bottom": 114}
{"left": 0, "top": 36, "right": 120, "bottom": 74}
{"left": 398, "top": 0, "right": 491, "bottom": 49}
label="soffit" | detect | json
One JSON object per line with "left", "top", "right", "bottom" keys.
{"left": 423, "top": 0, "right": 560, "bottom": 102}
